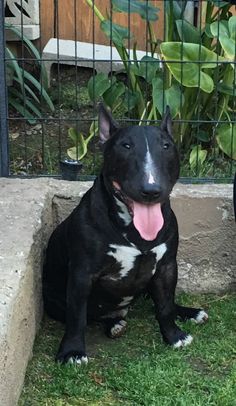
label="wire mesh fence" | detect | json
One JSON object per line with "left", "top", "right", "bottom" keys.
{"left": 0, "top": 0, "right": 236, "bottom": 181}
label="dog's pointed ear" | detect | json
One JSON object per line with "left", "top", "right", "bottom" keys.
{"left": 160, "top": 106, "right": 172, "bottom": 136}
{"left": 99, "top": 104, "right": 119, "bottom": 143}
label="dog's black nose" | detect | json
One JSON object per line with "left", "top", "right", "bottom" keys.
{"left": 141, "top": 185, "right": 162, "bottom": 200}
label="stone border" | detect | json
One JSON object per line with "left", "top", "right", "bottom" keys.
{"left": 0, "top": 179, "right": 235, "bottom": 406}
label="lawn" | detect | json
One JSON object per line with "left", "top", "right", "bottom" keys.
{"left": 19, "top": 293, "right": 236, "bottom": 406}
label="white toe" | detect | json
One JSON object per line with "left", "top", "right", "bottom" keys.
{"left": 173, "top": 334, "right": 193, "bottom": 348}
{"left": 191, "top": 310, "right": 208, "bottom": 324}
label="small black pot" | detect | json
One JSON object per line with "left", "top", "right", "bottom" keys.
{"left": 60, "top": 159, "right": 83, "bottom": 181}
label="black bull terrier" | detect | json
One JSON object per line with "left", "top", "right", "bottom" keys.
{"left": 43, "top": 105, "right": 208, "bottom": 364}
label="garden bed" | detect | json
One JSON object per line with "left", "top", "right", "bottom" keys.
{"left": 8, "top": 65, "right": 236, "bottom": 180}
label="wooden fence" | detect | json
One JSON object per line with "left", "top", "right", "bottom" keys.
{"left": 40, "top": 0, "right": 164, "bottom": 50}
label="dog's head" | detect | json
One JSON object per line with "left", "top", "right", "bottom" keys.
{"left": 99, "top": 104, "right": 180, "bottom": 241}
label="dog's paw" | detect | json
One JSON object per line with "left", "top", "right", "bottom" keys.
{"left": 190, "top": 310, "right": 208, "bottom": 324}
{"left": 173, "top": 334, "right": 193, "bottom": 349}
{"left": 108, "top": 319, "right": 127, "bottom": 339}
{"left": 56, "top": 351, "right": 88, "bottom": 365}
{"left": 67, "top": 355, "right": 89, "bottom": 365}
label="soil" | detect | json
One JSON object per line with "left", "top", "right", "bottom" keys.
{"left": 8, "top": 65, "right": 103, "bottom": 176}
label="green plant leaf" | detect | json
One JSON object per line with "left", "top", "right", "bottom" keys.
{"left": 160, "top": 42, "right": 224, "bottom": 93}
{"left": 88, "top": 73, "right": 111, "bottom": 100}
{"left": 123, "top": 89, "right": 140, "bottom": 111}
{"left": 210, "top": 0, "right": 230, "bottom": 8}
{"left": 13, "top": 76, "right": 41, "bottom": 104}
{"left": 112, "top": 0, "right": 159, "bottom": 21}
{"left": 195, "top": 130, "right": 211, "bottom": 142}
{"left": 217, "top": 83, "right": 236, "bottom": 96}
{"left": 228, "top": 16, "right": 236, "bottom": 41}
{"left": 189, "top": 145, "right": 208, "bottom": 170}
{"left": 210, "top": 20, "right": 229, "bottom": 38}
{"left": 103, "top": 81, "right": 126, "bottom": 109}
{"left": 134, "top": 56, "right": 161, "bottom": 83}
{"left": 6, "top": 47, "right": 24, "bottom": 92}
{"left": 67, "top": 130, "right": 87, "bottom": 160}
{"left": 210, "top": 18, "right": 236, "bottom": 60}
{"left": 152, "top": 77, "right": 183, "bottom": 118}
{"left": 216, "top": 124, "right": 236, "bottom": 160}
{"left": 21, "top": 69, "right": 54, "bottom": 111}
{"left": 5, "top": 23, "right": 48, "bottom": 88}
{"left": 8, "top": 97, "right": 37, "bottom": 124}
{"left": 9, "top": 88, "right": 42, "bottom": 118}
{"left": 176, "top": 20, "right": 202, "bottom": 44}
{"left": 100, "top": 20, "right": 131, "bottom": 46}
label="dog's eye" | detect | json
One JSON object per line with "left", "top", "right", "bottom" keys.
{"left": 122, "top": 143, "right": 131, "bottom": 149}
{"left": 163, "top": 143, "right": 170, "bottom": 150}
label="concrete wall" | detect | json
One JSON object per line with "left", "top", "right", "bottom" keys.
{"left": 0, "top": 179, "right": 235, "bottom": 406}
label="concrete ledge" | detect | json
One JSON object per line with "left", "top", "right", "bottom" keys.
{"left": 0, "top": 179, "right": 235, "bottom": 405}
{"left": 42, "top": 39, "right": 156, "bottom": 85}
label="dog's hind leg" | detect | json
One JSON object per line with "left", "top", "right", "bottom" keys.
{"left": 176, "top": 304, "right": 208, "bottom": 324}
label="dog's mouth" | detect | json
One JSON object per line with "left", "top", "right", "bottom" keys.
{"left": 112, "top": 181, "right": 164, "bottom": 241}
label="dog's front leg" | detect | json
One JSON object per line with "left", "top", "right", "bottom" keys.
{"left": 148, "top": 260, "right": 193, "bottom": 348}
{"left": 56, "top": 264, "right": 92, "bottom": 364}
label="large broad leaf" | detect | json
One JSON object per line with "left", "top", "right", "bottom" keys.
{"left": 229, "top": 16, "right": 236, "bottom": 41}
{"left": 123, "top": 89, "right": 140, "bottom": 111}
{"left": 112, "top": 0, "right": 159, "bottom": 21}
{"left": 176, "top": 20, "right": 201, "bottom": 44}
{"left": 216, "top": 124, "right": 236, "bottom": 160}
{"left": 210, "top": 18, "right": 236, "bottom": 60}
{"left": 160, "top": 42, "right": 224, "bottom": 93}
{"left": 101, "top": 20, "right": 131, "bottom": 46}
{"left": 88, "top": 73, "right": 111, "bottom": 100}
{"left": 133, "top": 56, "right": 161, "bottom": 83}
{"left": 152, "top": 77, "right": 183, "bottom": 118}
{"left": 103, "top": 81, "right": 126, "bottom": 109}
{"left": 217, "top": 82, "right": 236, "bottom": 96}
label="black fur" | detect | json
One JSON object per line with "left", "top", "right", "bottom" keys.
{"left": 43, "top": 105, "right": 207, "bottom": 364}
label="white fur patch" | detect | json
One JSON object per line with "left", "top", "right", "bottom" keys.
{"left": 110, "top": 320, "right": 127, "bottom": 337}
{"left": 68, "top": 355, "right": 88, "bottom": 365}
{"left": 108, "top": 244, "right": 140, "bottom": 278}
{"left": 144, "top": 136, "right": 157, "bottom": 184}
{"left": 191, "top": 310, "right": 208, "bottom": 324}
{"left": 115, "top": 197, "right": 132, "bottom": 226}
{"left": 118, "top": 296, "right": 133, "bottom": 307}
{"left": 148, "top": 173, "right": 155, "bottom": 185}
{"left": 173, "top": 334, "right": 193, "bottom": 349}
{"left": 151, "top": 243, "right": 167, "bottom": 262}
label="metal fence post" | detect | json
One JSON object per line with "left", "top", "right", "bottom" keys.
{"left": 0, "top": 1, "right": 9, "bottom": 177}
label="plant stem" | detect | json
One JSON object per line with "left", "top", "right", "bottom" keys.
{"left": 85, "top": 0, "right": 105, "bottom": 22}
{"left": 85, "top": 0, "right": 145, "bottom": 116}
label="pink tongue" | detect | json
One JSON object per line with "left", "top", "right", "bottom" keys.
{"left": 133, "top": 202, "right": 164, "bottom": 241}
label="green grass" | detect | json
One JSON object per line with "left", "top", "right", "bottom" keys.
{"left": 19, "top": 294, "right": 236, "bottom": 406}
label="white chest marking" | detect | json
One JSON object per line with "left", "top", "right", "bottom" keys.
{"left": 151, "top": 243, "right": 167, "bottom": 275}
{"left": 107, "top": 244, "right": 140, "bottom": 278}
{"left": 115, "top": 197, "right": 132, "bottom": 226}
{"left": 145, "top": 137, "right": 157, "bottom": 185}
